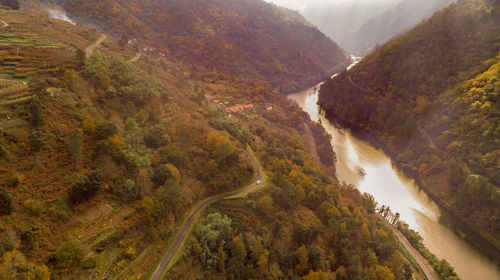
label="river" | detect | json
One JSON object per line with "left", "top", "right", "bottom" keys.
{"left": 287, "top": 58, "right": 500, "bottom": 280}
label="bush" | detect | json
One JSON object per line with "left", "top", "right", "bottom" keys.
{"left": 28, "top": 98, "right": 43, "bottom": 126}
{"left": 48, "top": 241, "right": 83, "bottom": 269}
{"left": 0, "top": 187, "right": 13, "bottom": 215}
{"left": 29, "top": 131, "right": 44, "bottom": 152}
{"left": 95, "top": 121, "right": 117, "bottom": 140}
{"left": 20, "top": 230, "right": 35, "bottom": 252}
{"left": 69, "top": 170, "right": 103, "bottom": 205}
{"left": 144, "top": 126, "right": 169, "bottom": 149}
{"left": 0, "top": 144, "right": 7, "bottom": 158}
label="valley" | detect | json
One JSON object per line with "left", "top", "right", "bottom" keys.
{"left": 0, "top": 0, "right": 498, "bottom": 279}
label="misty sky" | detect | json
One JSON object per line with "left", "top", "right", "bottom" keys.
{"left": 264, "top": 0, "right": 400, "bottom": 12}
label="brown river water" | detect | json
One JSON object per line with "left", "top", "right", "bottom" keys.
{"left": 287, "top": 58, "right": 500, "bottom": 280}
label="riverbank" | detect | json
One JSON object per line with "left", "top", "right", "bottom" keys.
{"left": 320, "top": 108, "right": 500, "bottom": 264}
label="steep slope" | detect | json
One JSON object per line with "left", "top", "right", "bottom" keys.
{"left": 344, "top": 0, "right": 454, "bottom": 55}
{"left": 0, "top": 7, "right": 434, "bottom": 280}
{"left": 319, "top": 0, "right": 500, "bottom": 251}
{"left": 55, "top": 0, "right": 350, "bottom": 93}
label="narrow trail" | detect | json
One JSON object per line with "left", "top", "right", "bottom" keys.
{"left": 150, "top": 147, "right": 264, "bottom": 280}
{"left": 128, "top": 53, "right": 141, "bottom": 62}
{"left": 302, "top": 122, "right": 321, "bottom": 166}
{"left": 390, "top": 225, "right": 439, "bottom": 280}
{"left": 0, "top": 20, "right": 8, "bottom": 28}
{"left": 86, "top": 33, "right": 107, "bottom": 58}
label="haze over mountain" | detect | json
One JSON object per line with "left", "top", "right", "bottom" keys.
{"left": 266, "top": 0, "right": 455, "bottom": 55}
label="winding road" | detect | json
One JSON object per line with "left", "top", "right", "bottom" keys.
{"left": 0, "top": 20, "right": 8, "bottom": 28}
{"left": 86, "top": 33, "right": 107, "bottom": 58}
{"left": 150, "top": 147, "right": 264, "bottom": 280}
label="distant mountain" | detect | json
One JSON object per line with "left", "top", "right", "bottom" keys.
{"left": 343, "top": 0, "right": 455, "bottom": 55}
{"left": 319, "top": 0, "right": 500, "bottom": 247}
{"left": 297, "top": 0, "right": 454, "bottom": 55}
{"left": 54, "top": 0, "right": 350, "bottom": 93}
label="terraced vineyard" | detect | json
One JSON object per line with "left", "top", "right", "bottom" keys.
{"left": 0, "top": 77, "right": 31, "bottom": 106}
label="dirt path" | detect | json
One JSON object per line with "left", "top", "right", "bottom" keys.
{"left": 150, "top": 147, "right": 264, "bottom": 280}
{"left": 390, "top": 225, "right": 438, "bottom": 280}
{"left": 0, "top": 20, "right": 8, "bottom": 28}
{"left": 128, "top": 52, "right": 141, "bottom": 62}
{"left": 303, "top": 122, "right": 321, "bottom": 166}
{"left": 86, "top": 33, "right": 107, "bottom": 58}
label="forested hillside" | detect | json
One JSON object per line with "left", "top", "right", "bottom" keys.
{"left": 319, "top": 0, "right": 500, "bottom": 250}
{"left": 55, "top": 0, "right": 350, "bottom": 93}
{"left": 0, "top": 5, "right": 436, "bottom": 280}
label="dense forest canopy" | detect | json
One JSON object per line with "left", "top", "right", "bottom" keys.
{"left": 58, "top": 0, "right": 350, "bottom": 93}
{"left": 319, "top": 0, "right": 500, "bottom": 246}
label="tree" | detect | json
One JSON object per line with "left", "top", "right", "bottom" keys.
{"left": 0, "top": 187, "right": 13, "bottom": 215}
{"left": 67, "top": 132, "right": 83, "bottom": 164}
{"left": 48, "top": 241, "right": 82, "bottom": 269}
{"left": 95, "top": 121, "right": 117, "bottom": 140}
{"left": 20, "top": 230, "right": 35, "bottom": 253}
{"left": 296, "top": 245, "right": 309, "bottom": 276}
{"left": 82, "top": 115, "right": 95, "bottom": 135}
{"left": 75, "top": 48, "right": 86, "bottom": 66}
{"left": 69, "top": 170, "right": 103, "bottom": 205}
{"left": 144, "top": 126, "right": 169, "bottom": 149}
{"left": 198, "top": 213, "right": 233, "bottom": 269}
{"left": 28, "top": 98, "right": 43, "bottom": 126}
{"left": 217, "top": 246, "right": 226, "bottom": 273}
{"left": 257, "top": 195, "right": 273, "bottom": 216}
{"left": 29, "top": 131, "right": 43, "bottom": 153}
{"left": 228, "top": 236, "right": 247, "bottom": 278}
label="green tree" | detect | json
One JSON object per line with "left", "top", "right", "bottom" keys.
{"left": 75, "top": 48, "right": 85, "bottom": 66}
{"left": 0, "top": 187, "right": 13, "bottom": 215}
{"left": 95, "top": 121, "right": 117, "bottom": 140}
{"left": 144, "top": 126, "right": 169, "bottom": 149}
{"left": 198, "top": 213, "right": 232, "bottom": 269}
{"left": 228, "top": 236, "right": 247, "bottom": 278}
{"left": 257, "top": 195, "right": 273, "bottom": 216}
{"left": 69, "top": 170, "right": 103, "bottom": 205}
{"left": 20, "top": 230, "right": 35, "bottom": 253}
{"left": 48, "top": 241, "right": 83, "bottom": 269}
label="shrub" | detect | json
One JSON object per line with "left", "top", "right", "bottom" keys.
{"left": 144, "top": 126, "right": 169, "bottom": 149}
{"left": 28, "top": 98, "right": 43, "bottom": 126}
{"left": 20, "top": 230, "right": 35, "bottom": 252}
{"left": 82, "top": 115, "right": 95, "bottom": 135}
{"left": 0, "top": 144, "right": 7, "bottom": 158}
{"left": 0, "top": 187, "right": 13, "bottom": 215}
{"left": 69, "top": 170, "right": 103, "bottom": 205}
{"left": 29, "top": 131, "right": 43, "bottom": 152}
{"left": 95, "top": 121, "right": 117, "bottom": 140}
{"left": 48, "top": 241, "right": 83, "bottom": 269}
